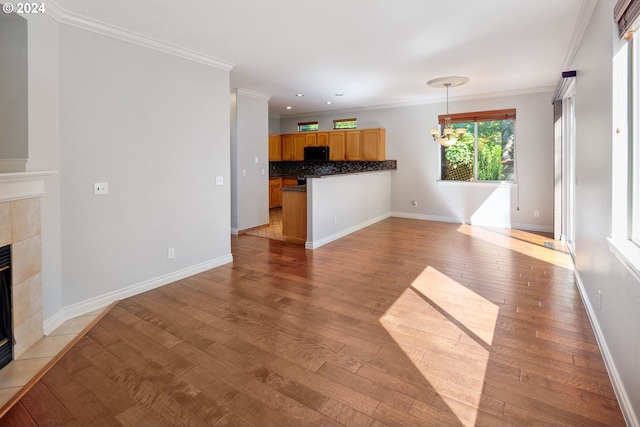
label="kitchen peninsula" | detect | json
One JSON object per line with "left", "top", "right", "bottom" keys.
{"left": 270, "top": 160, "right": 396, "bottom": 249}
{"left": 268, "top": 127, "right": 396, "bottom": 249}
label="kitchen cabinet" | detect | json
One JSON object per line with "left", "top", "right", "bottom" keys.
{"left": 273, "top": 128, "right": 386, "bottom": 161}
{"left": 345, "top": 130, "right": 362, "bottom": 160}
{"left": 282, "top": 187, "right": 307, "bottom": 245}
{"left": 281, "top": 134, "right": 294, "bottom": 160}
{"left": 293, "top": 134, "right": 306, "bottom": 160}
{"left": 305, "top": 133, "right": 317, "bottom": 147}
{"left": 328, "top": 131, "right": 346, "bottom": 160}
{"left": 362, "top": 128, "right": 386, "bottom": 160}
{"left": 282, "top": 177, "right": 298, "bottom": 187}
{"left": 269, "top": 178, "right": 282, "bottom": 208}
{"left": 269, "top": 134, "right": 282, "bottom": 161}
{"left": 317, "top": 132, "right": 329, "bottom": 146}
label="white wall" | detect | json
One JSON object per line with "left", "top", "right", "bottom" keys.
{"left": 0, "top": 13, "right": 29, "bottom": 161}
{"left": 24, "top": 14, "right": 62, "bottom": 321}
{"left": 570, "top": 0, "right": 640, "bottom": 424}
{"left": 56, "top": 25, "right": 232, "bottom": 309}
{"left": 282, "top": 91, "right": 553, "bottom": 232}
{"left": 230, "top": 89, "right": 269, "bottom": 232}
{"left": 307, "top": 171, "right": 391, "bottom": 249}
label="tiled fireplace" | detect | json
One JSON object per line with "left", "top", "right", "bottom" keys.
{"left": 0, "top": 172, "right": 52, "bottom": 363}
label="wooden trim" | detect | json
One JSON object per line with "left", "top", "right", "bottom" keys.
{"left": 0, "top": 301, "right": 118, "bottom": 419}
{"left": 438, "top": 108, "right": 516, "bottom": 124}
{"left": 0, "top": 266, "right": 9, "bottom": 273}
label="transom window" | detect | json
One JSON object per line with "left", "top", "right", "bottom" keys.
{"left": 333, "top": 118, "right": 357, "bottom": 129}
{"left": 439, "top": 109, "right": 516, "bottom": 182}
{"left": 297, "top": 121, "right": 318, "bottom": 132}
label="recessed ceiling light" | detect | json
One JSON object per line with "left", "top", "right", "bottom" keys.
{"left": 326, "top": 101, "right": 333, "bottom": 105}
{"left": 286, "top": 106, "right": 292, "bottom": 110}
{"left": 296, "top": 93, "right": 304, "bottom": 97}
{"left": 334, "top": 93, "right": 344, "bottom": 97}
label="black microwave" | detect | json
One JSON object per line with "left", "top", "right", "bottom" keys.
{"left": 304, "top": 145, "right": 330, "bottom": 162}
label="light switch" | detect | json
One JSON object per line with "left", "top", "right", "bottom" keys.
{"left": 215, "top": 176, "right": 223, "bottom": 186}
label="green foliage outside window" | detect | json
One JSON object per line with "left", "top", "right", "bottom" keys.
{"left": 442, "top": 119, "right": 515, "bottom": 181}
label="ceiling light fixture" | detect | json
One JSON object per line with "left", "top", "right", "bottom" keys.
{"left": 427, "top": 76, "right": 469, "bottom": 147}
{"left": 326, "top": 101, "right": 332, "bottom": 105}
{"left": 296, "top": 93, "right": 304, "bottom": 97}
{"left": 286, "top": 106, "right": 292, "bottom": 110}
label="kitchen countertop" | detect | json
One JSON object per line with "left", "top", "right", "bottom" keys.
{"left": 280, "top": 185, "right": 306, "bottom": 192}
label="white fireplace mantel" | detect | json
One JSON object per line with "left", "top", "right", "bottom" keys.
{"left": 0, "top": 171, "right": 57, "bottom": 203}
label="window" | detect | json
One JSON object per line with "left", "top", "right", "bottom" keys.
{"left": 609, "top": 1, "right": 640, "bottom": 277}
{"left": 439, "top": 109, "right": 516, "bottom": 182}
{"left": 631, "top": 30, "right": 640, "bottom": 245}
{"left": 333, "top": 118, "right": 357, "bottom": 129}
{"left": 298, "top": 121, "right": 318, "bottom": 132}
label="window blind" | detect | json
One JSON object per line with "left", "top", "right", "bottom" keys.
{"left": 438, "top": 109, "right": 516, "bottom": 125}
{"left": 615, "top": 0, "right": 640, "bottom": 38}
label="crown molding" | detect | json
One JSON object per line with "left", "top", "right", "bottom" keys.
{"left": 280, "top": 86, "right": 555, "bottom": 119}
{"left": 44, "top": 0, "right": 234, "bottom": 71}
{"left": 561, "top": 0, "right": 598, "bottom": 71}
{"left": 232, "top": 88, "right": 272, "bottom": 101}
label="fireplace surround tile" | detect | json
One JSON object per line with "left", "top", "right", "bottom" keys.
{"left": 10, "top": 198, "right": 40, "bottom": 243}
{"left": 12, "top": 273, "right": 41, "bottom": 329}
{"left": 0, "top": 202, "right": 10, "bottom": 247}
{"left": 12, "top": 235, "right": 41, "bottom": 286}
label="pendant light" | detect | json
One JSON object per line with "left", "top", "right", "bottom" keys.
{"left": 428, "top": 76, "right": 469, "bottom": 147}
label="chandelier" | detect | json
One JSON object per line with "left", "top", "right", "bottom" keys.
{"left": 428, "top": 76, "right": 469, "bottom": 147}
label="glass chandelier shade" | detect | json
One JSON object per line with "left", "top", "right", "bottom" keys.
{"left": 428, "top": 77, "right": 469, "bottom": 147}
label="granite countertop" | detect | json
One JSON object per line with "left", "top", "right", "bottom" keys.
{"left": 280, "top": 185, "right": 306, "bottom": 192}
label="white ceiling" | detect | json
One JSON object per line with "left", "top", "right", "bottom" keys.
{"left": 51, "top": 0, "right": 589, "bottom": 117}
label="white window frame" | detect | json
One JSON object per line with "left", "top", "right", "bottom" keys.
{"left": 608, "top": 29, "right": 640, "bottom": 280}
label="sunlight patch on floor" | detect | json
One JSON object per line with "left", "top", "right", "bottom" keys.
{"left": 379, "top": 266, "right": 499, "bottom": 426}
{"left": 456, "top": 224, "right": 573, "bottom": 269}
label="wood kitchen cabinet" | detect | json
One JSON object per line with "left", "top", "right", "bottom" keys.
{"left": 273, "top": 128, "right": 386, "bottom": 161}
{"left": 293, "top": 134, "right": 306, "bottom": 160}
{"left": 269, "top": 134, "right": 282, "bottom": 161}
{"left": 282, "top": 187, "right": 307, "bottom": 245}
{"left": 317, "top": 132, "right": 329, "bottom": 146}
{"left": 269, "top": 178, "right": 282, "bottom": 208}
{"left": 345, "top": 130, "right": 362, "bottom": 160}
{"left": 282, "top": 177, "right": 298, "bottom": 187}
{"left": 362, "top": 128, "right": 386, "bottom": 160}
{"left": 328, "top": 131, "right": 346, "bottom": 160}
{"left": 305, "top": 133, "right": 317, "bottom": 147}
{"left": 281, "top": 134, "right": 294, "bottom": 160}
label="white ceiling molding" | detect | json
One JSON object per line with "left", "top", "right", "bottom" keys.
{"left": 45, "top": 0, "right": 234, "bottom": 71}
{"left": 232, "top": 88, "right": 272, "bottom": 101}
{"left": 280, "top": 86, "right": 556, "bottom": 119}
{"left": 561, "top": 0, "right": 599, "bottom": 72}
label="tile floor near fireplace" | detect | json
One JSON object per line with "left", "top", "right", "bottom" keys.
{"left": 0, "top": 307, "right": 106, "bottom": 408}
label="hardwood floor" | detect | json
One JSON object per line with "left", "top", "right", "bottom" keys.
{"left": 0, "top": 218, "right": 626, "bottom": 426}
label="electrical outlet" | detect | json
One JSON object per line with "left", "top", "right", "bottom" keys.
{"left": 94, "top": 182, "right": 108, "bottom": 195}
{"left": 412, "top": 199, "right": 418, "bottom": 207}
{"left": 242, "top": 170, "right": 247, "bottom": 177}
{"left": 167, "top": 248, "right": 175, "bottom": 259}
{"left": 534, "top": 210, "right": 540, "bottom": 217}
{"left": 215, "top": 176, "right": 223, "bottom": 186}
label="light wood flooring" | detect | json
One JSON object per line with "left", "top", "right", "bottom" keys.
{"left": 243, "top": 208, "right": 284, "bottom": 241}
{"left": 0, "top": 218, "right": 627, "bottom": 426}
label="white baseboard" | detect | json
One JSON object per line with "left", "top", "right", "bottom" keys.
{"left": 574, "top": 271, "right": 638, "bottom": 427}
{"left": 305, "top": 212, "right": 391, "bottom": 250}
{"left": 43, "top": 254, "right": 233, "bottom": 335}
{"left": 390, "top": 212, "right": 553, "bottom": 233}
{"left": 230, "top": 228, "right": 239, "bottom": 235}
